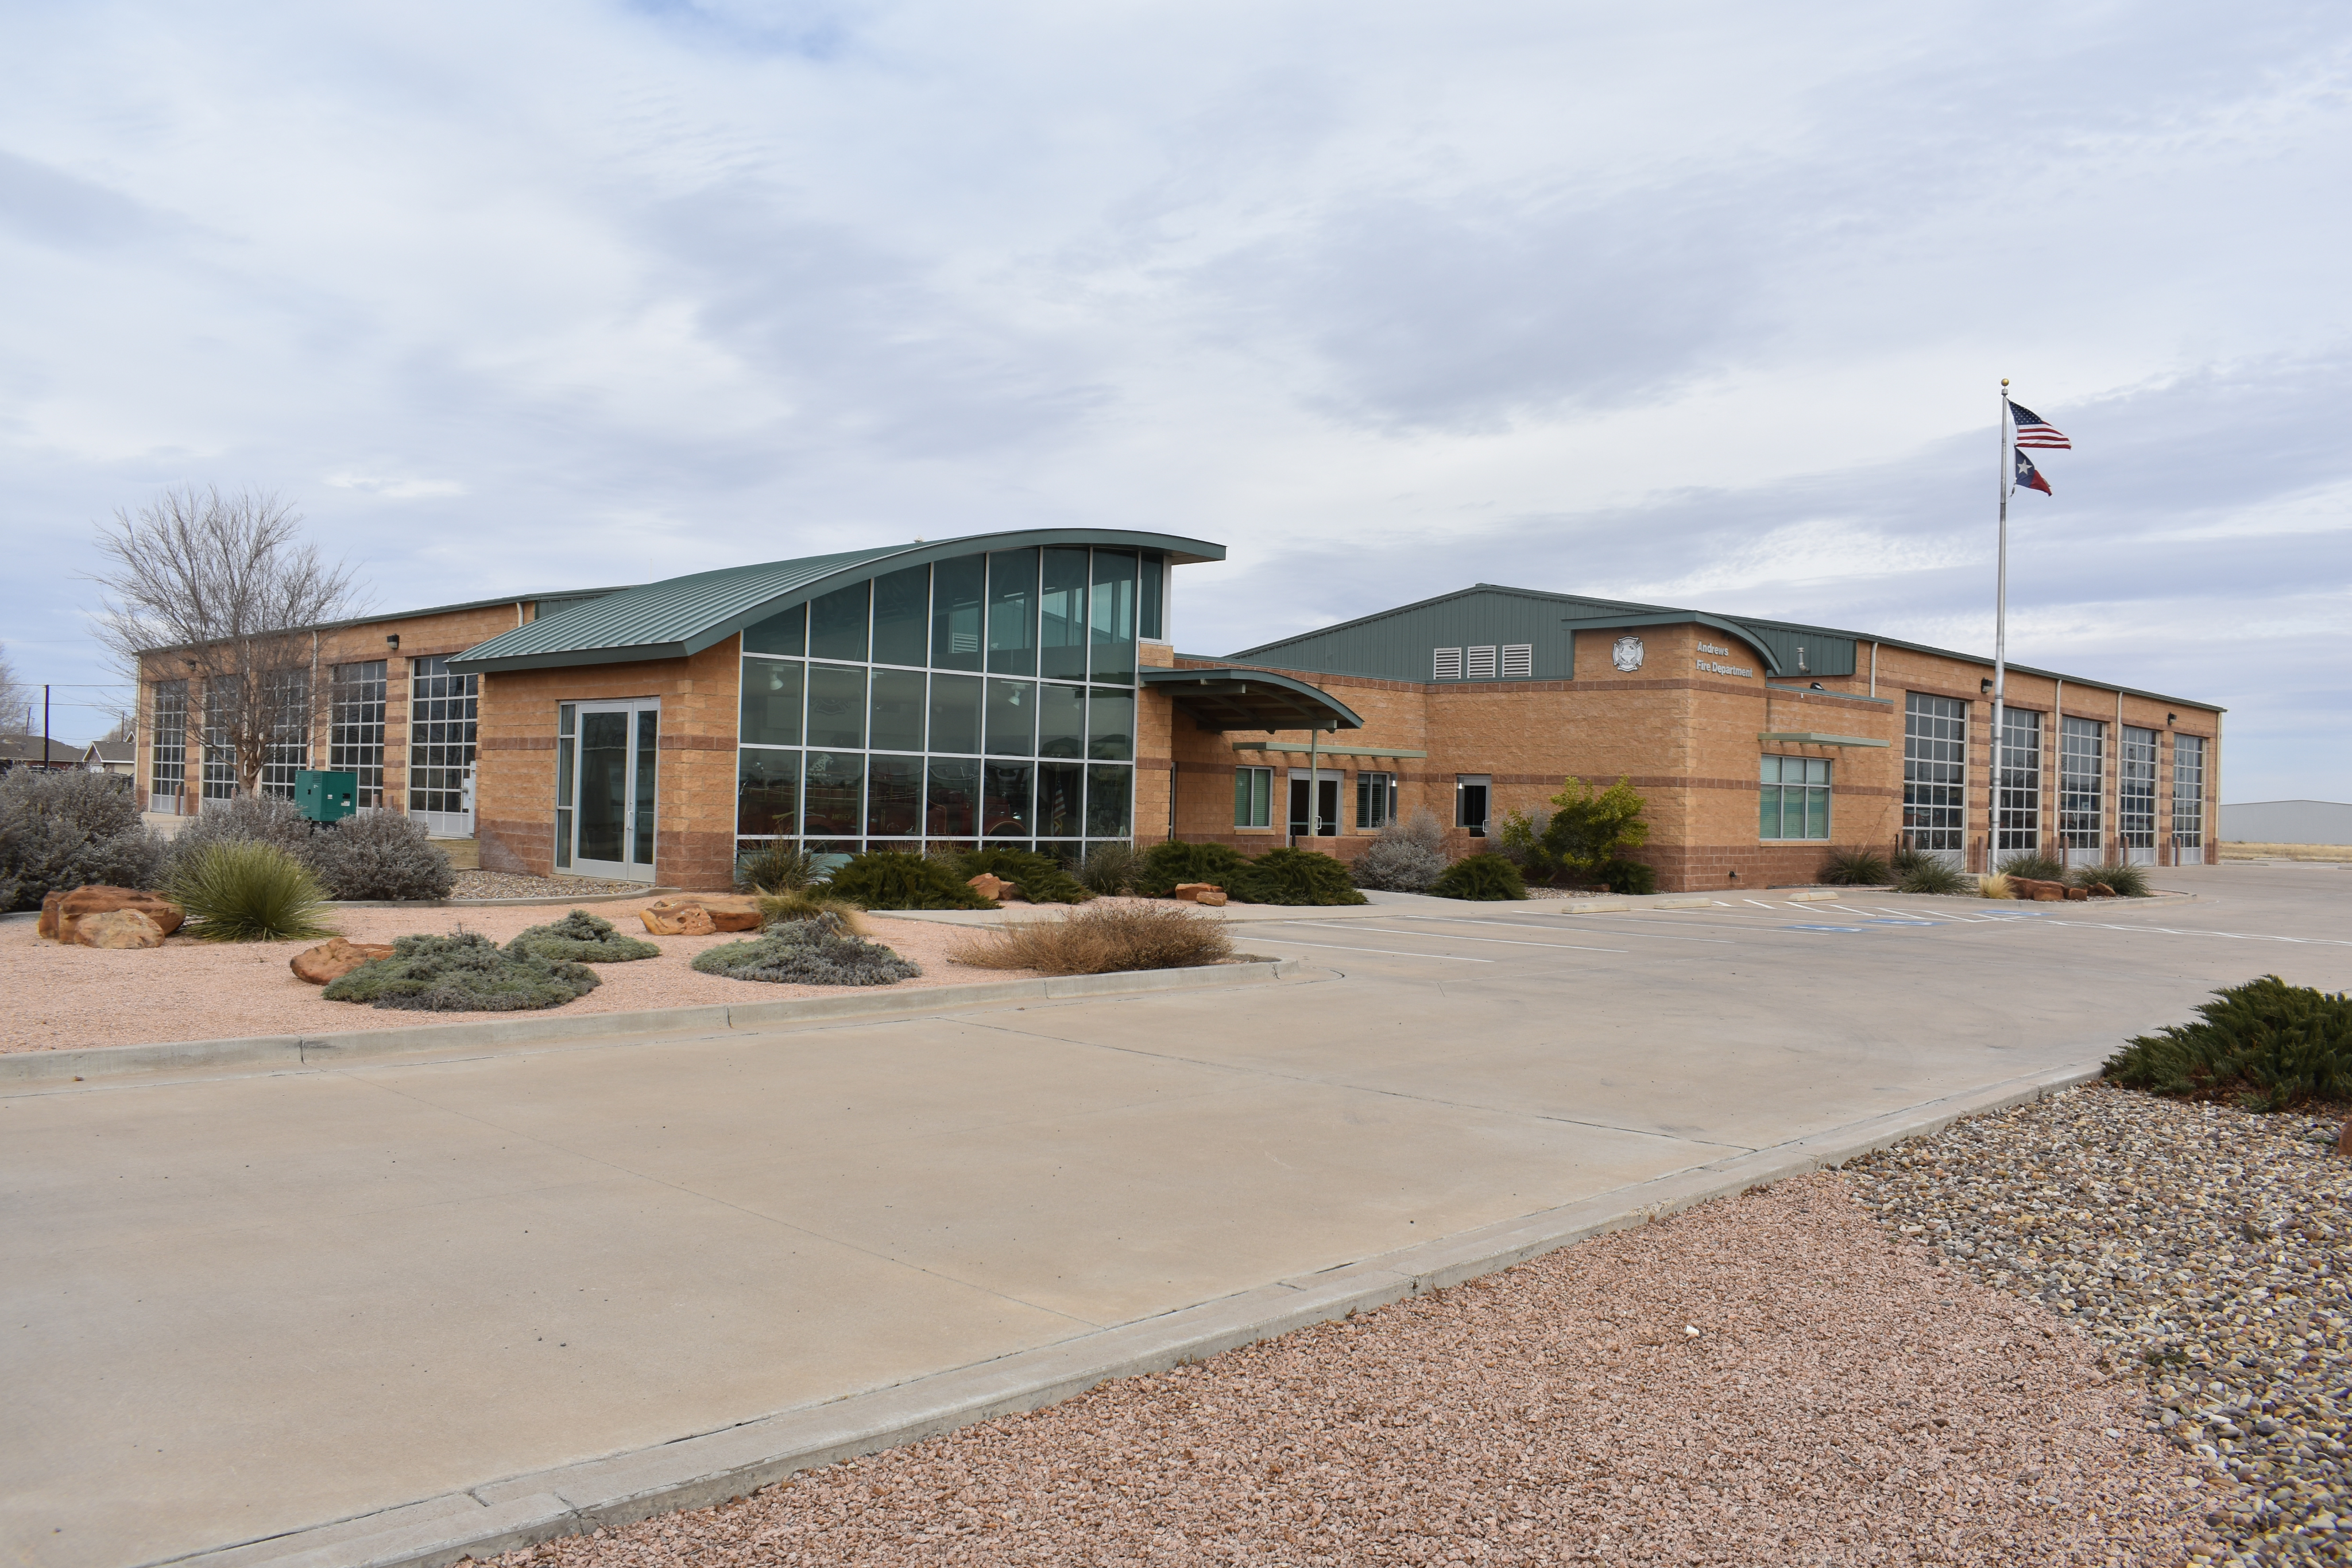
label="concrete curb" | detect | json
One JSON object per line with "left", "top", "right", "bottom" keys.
{"left": 0, "top": 960, "right": 1317, "bottom": 1085}
{"left": 168, "top": 1057, "right": 2107, "bottom": 1568}
{"left": 328, "top": 889, "right": 679, "bottom": 910}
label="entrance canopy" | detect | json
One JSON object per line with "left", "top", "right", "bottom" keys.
{"left": 1142, "top": 666, "right": 1363, "bottom": 733}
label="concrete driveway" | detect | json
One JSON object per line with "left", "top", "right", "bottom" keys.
{"left": 4, "top": 862, "right": 2347, "bottom": 1567}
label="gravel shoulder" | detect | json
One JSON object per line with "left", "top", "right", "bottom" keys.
{"left": 0, "top": 899, "right": 1043, "bottom": 1053}
{"left": 496, "top": 1171, "right": 2207, "bottom": 1567}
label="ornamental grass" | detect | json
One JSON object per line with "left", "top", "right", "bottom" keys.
{"left": 948, "top": 903, "right": 1235, "bottom": 976}
{"left": 166, "top": 839, "right": 335, "bottom": 943}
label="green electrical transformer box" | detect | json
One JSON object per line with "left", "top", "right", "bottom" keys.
{"left": 296, "top": 770, "right": 358, "bottom": 823}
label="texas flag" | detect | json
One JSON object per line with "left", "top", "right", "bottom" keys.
{"left": 2013, "top": 447, "right": 2052, "bottom": 496}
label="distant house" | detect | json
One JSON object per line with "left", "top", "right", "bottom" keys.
{"left": 0, "top": 734, "right": 77, "bottom": 773}
{"left": 81, "top": 741, "right": 137, "bottom": 778}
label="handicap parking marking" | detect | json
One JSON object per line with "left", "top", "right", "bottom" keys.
{"left": 1866, "top": 918, "right": 1944, "bottom": 927}
{"left": 1785, "top": 923, "right": 1867, "bottom": 933}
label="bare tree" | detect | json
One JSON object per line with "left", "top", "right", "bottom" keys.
{"left": 0, "top": 642, "right": 27, "bottom": 736}
{"left": 90, "top": 487, "right": 368, "bottom": 798}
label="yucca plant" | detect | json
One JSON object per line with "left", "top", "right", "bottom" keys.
{"left": 735, "top": 841, "right": 819, "bottom": 895}
{"left": 1071, "top": 841, "right": 1143, "bottom": 896}
{"left": 167, "top": 839, "right": 334, "bottom": 942}
{"left": 1997, "top": 852, "right": 2065, "bottom": 883}
{"left": 1817, "top": 846, "right": 1891, "bottom": 886}
{"left": 1894, "top": 859, "right": 1970, "bottom": 896}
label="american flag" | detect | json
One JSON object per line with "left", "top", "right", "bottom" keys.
{"left": 2009, "top": 400, "right": 2071, "bottom": 449}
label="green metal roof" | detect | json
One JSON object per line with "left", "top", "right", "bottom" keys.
{"left": 1139, "top": 667, "right": 1364, "bottom": 733}
{"left": 448, "top": 528, "right": 1224, "bottom": 675}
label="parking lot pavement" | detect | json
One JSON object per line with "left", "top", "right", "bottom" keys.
{"left": 3, "top": 863, "right": 2343, "bottom": 1568}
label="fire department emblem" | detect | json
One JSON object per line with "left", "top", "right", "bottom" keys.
{"left": 1611, "top": 635, "right": 1645, "bottom": 673}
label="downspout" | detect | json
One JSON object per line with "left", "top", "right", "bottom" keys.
{"left": 1869, "top": 642, "right": 1878, "bottom": 699}
{"left": 310, "top": 629, "right": 322, "bottom": 772}
{"left": 2115, "top": 688, "right": 2125, "bottom": 861}
{"left": 2052, "top": 676, "right": 2064, "bottom": 860}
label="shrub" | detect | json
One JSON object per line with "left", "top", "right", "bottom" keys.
{"left": 1430, "top": 853, "right": 1527, "bottom": 901}
{"left": 756, "top": 889, "right": 872, "bottom": 935}
{"left": 1231, "top": 847, "right": 1367, "bottom": 906}
{"left": 2105, "top": 975, "right": 2352, "bottom": 1111}
{"left": 1818, "top": 846, "right": 1891, "bottom": 886}
{"left": 1979, "top": 873, "right": 2014, "bottom": 900}
{"left": 1071, "top": 841, "right": 1142, "bottom": 896}
{"left": 2069, "top": 861, "right": 2151, "bottom": 898}
{"left": 308, "top": 812, "right": 455, "bottom": 901}
{"left": 949, "top": 903, "right": 1234, "bottom": 975}
{"left": 1596, "top": 858, "right": 1657, "bottom": 895}
{"left": 1541, "top": 777, "right": 1651, "bottom": 882}
{"left": 1997, "top": 852, "right": 2065, "bottom": 884}
{"left": 826, "top": 850, "right": 997, "bottom": 909}
{"left": 506, "top": 909, "right": 660, "bottom": 963}
{"left": 1492, "top": 808, "right": 1550, "bottom": 874}
{"left": 169, "top": 793, "right": 319, "bottom": 868}
{"left": 692, "top": 915, "right": 922, "bottom": 986}
{"left": 1895, "top": 860, "right": 1971, "bottom": 896}
{"left": 1889, "top": 844, "right": 1933, "bottom": 878}
{"left": 0, "top": 769, "right": 169, "bottom": 911}
{"left": 957, "top": 846, "right": 1094, "bottom": 904}
{"left": 167, "top": 840, "right": 334, "bottom": 942}
{"left": 323, "top": 930, "right": 598, "bottom": 1011}
{"left": 736, "top": 841, "right": 819, "bottom": 895}
{"left": 1138, "top": 839, "right": 1258, "bottom": 896}
{"left": 1355, "top": 809, "right": 1450, "bottom": 892}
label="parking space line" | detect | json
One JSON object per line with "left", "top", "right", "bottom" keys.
{"left": 1392, "top": 916, "right": 1731, "bottom": 946}
{"left": 1247, "top": 935, "right": 1495, "bottom": 962}
{"left": 1287, "top": 922, "right": 1628, "bottom": 954}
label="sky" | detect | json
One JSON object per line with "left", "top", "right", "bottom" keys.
{"left": 2, "top": 1, "right": 2347, "bottom": 797}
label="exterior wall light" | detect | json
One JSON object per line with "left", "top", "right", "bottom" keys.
{"left": 1980, "top": 678, "right": 1993, "bottom": 694}
{"left": 2167, "top": 713, "right": 2176, "bottom": 726}
{"left": 386, "top": 634, "right": 400, "bottom": 650}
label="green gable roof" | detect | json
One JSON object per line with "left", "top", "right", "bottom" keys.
{"left": 448, "top": 528, "right": 1224, "bottom": 675}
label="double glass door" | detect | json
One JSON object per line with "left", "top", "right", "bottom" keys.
{"left": 1288, "top": 772, "right": 1340, "bottom": 840}
{"left": 557, "top": 700, "right": 660, "bottom": 881}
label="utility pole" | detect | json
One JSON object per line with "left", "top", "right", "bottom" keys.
{"left": 42, "top": 684, "right": 51, "bottom": 770}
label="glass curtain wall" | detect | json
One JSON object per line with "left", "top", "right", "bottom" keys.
{"left": 736, "top": 549, "right": 1154, "bottom": 861}
{"left": 149, "top": 680, "right": 187, "bottom": 810}
{"left": 2058, "top": 716, "right": 2105, "bottom": 859}
{"left": 331, "top": 661, "right": 388, "bottom": 807}
{"left": 409, "top": 656, "right": 478, "bottom": 815}
{"left": 1901, "top": 693, "right": 1966, "bottom": 857}
{"left": 258, "top": 669, "right": 311, "bottom": 800}
{"left": 1994, "top": 709, "right": 2042, "bottom": 854}
{"left": 202, "top": 677, "right": 237, "bottom": 800}
{"left": 2119, "top": 726, "right": 2157, "bottom": 855}
{"left": 2172, "top": 735, "right": 2206, "bottom": 855}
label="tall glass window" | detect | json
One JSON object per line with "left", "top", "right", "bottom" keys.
{"left": 1995, "top": 709, "right": 2042, "bottom": 854}
{"left": 202, "top": 677, "right": 236, "bottom": 800}
{"left": 1901, "top": 692, "right": 1965, "bottom": 853}
{"left": 256, "top": 669, "right": 310, "bottom": 800}
{"left": 2119, "top": 725, "right": 2157, "bottom": 850}
{"left": 149, "top": 680, "right": 187, "bottom": 810}
{"left": 409, "top": 655, "right": 478, "bottom": 816}
{"left": 1355, "top": 771, "right": 1396, "bottom": 830}
{"left": 2059, "top": 716, "right": 2105, "bottom": 853}
{"left": 2172, "top": 734, "right": 2206, "bottom": 851}
{"left": 735, "top": 549, "right": 1153, "bottom": 862}
{"left": 1235, "top": 766, "right": 1272, "bottom": 828}
{"left": 331, "top": 661, "right": 387, "bottom": 807}
{"left": 1759, "top": 756, "right": 1831, "bottom": 841}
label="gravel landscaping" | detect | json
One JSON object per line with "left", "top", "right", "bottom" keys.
{"left": 448, "top": 869, "right": 649, "bottom": 899}
{"left": 494, "top": 1171, "right": 2207, "bottom": 1567}
{"left": 1851, "top": 1082, "right": 2351, "bottom": 1565}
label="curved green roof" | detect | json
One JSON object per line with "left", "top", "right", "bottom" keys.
{"left": 448, "top": 528, "right": 1224, "bottom": 674}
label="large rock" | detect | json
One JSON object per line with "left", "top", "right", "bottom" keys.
{"left": 73, "top": 909, "right": 168, "bottom": 949}
{"left": 53, "top": 886, "right": 185, "bottom": 943}
{"left": 2006, "top": 877, "right": 2087, "bottom": 904}
{"left": 37, "top": 889, "right": 64, "bottom": 939}
{"left": 1173, "top": 882, "right": 1224, "bottom": 903}
{"left": 966, "top": 873, "right": 1016, "bottom": 901}
{"left": 291, "top": 938, "right": 397, "bottom": 985}
{"left": 641, "top": 903, "right": 717, "bottom": 936}
{"left": 643, "top": 895, "right": 760, "bottom": 932}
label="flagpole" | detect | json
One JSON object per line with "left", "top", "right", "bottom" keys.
{"left": 1992, "top": 378, "right": 2011, "bottom": 872}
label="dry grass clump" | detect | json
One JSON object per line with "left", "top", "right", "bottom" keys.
{"left": 755, "top": 889, "right": 871, "bottom": 935}
{"left": 1980, "top": 873, "right": 2015, "bottom": 899}
{"left": 949, "top": 901, "right": 1234, "bottom": 975}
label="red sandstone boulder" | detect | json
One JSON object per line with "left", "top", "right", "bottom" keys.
{"left": 641, "top": 903, "right": 718, "bottom": 936}
{"left": 1192, "top": 888, "right": 1229, "bottom": 908}
{"left": 290, "top": 938, "right": 397, "bottom": 984}
{"left": 37, "top": 889, "right": 64, "bottom": 939}
{"left": 54, "top": 886, "right": 185, "bottom": 943}
{"left": 643, "top": 894, "right": 760, "bottom": 932}
{"left": 1173, "top": 883, "right": 1224, "bottom": 903}
{"left": 75, "top": 909, "right": 169, "bottom": 948}
{"left": 966, "top": 873, "right": 1017, "bottom": 901}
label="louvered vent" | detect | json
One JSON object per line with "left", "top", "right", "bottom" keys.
{"left": 1433, "top": 647, "right": 1463, "bottom": 680}
{"left": 1467, "top": 646, "right": 1497, "bottom": 679}
{"left": 1501, "top": 644, "right": 1533, "bottom": 679}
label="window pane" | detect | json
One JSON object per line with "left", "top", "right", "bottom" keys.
{"left": 985, "top": 678, "right": 1034, "bottom": 756}
{"left": 1038, "top": 761, "right": 1084, "bottom": 837}
{"left": 986, "top": 548, "right": 1037, "bottom": 674}
{"left": 926, "top": 757, "right": 978, "bottom": 837}
{"left": 738, "top": 749, "right": 800, "bottom": 837}
{"left": 1039, "top": 548, "right": 1090, "bottom": 681}
{"left": 1086, "top": 687, "right": 1134, "bottom": 761}
{"left": 743, "top": 603, "right": 805, "bottom": 657}
{"left": 1806, "top": 758, "right": 1830, "bottom": 786}
{"left": 981, "top": 761, "right": 1033, "bottom": 837}
{"left": 808, "top": 582, "right": 871, "bottom": 663}
{"left": 1089, "top": 551, "right": 1137, "bottom": 683}
{"left": 578, "top": 711, "right": 629, "bottom": 861}
{"left": 1086, "top": 765, "right": 1132, "bottom": 838}
{"left": 804, "top": 751, "right": 864, "bottom": 837}
{"left": 1251, "top": 768, "right": 1271, "bottom": 828}
{"left": 1038, "top": 682, "right": 1085, "bottom": 758}
{"left": 929, "top": 672, "right": 982, "bottom": 754}
{"left": 1759, "top": 756, "right": 1781, "bottom": 784}
{"left": 1805, "top": 785, "right": 1828, "bottom": 840}
{"left": 633, "top": 710, "right": 659, "bottom": 864}
{"left": 871, "top": 565, "right": 930, "bottom": 667}
{"left": 805, "top": 664, "right": 867, "bottom": 749}
{"left": 931, "top": 555, "right": 985, "bottom": 672}
{"left": 869, "top": 668, "right": 926, "bottom": 752}
{"left": 867, "top": 754, "right": 922, "bottom": 837}
{"left": 739, "top": 659, "right": 804, "bottom": 747}
{"left": 1138, "top": 554, "right": 1163, "bottom": 641}
{"left": 1759, "top": 784, "right": 1781, "bottom": 839}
